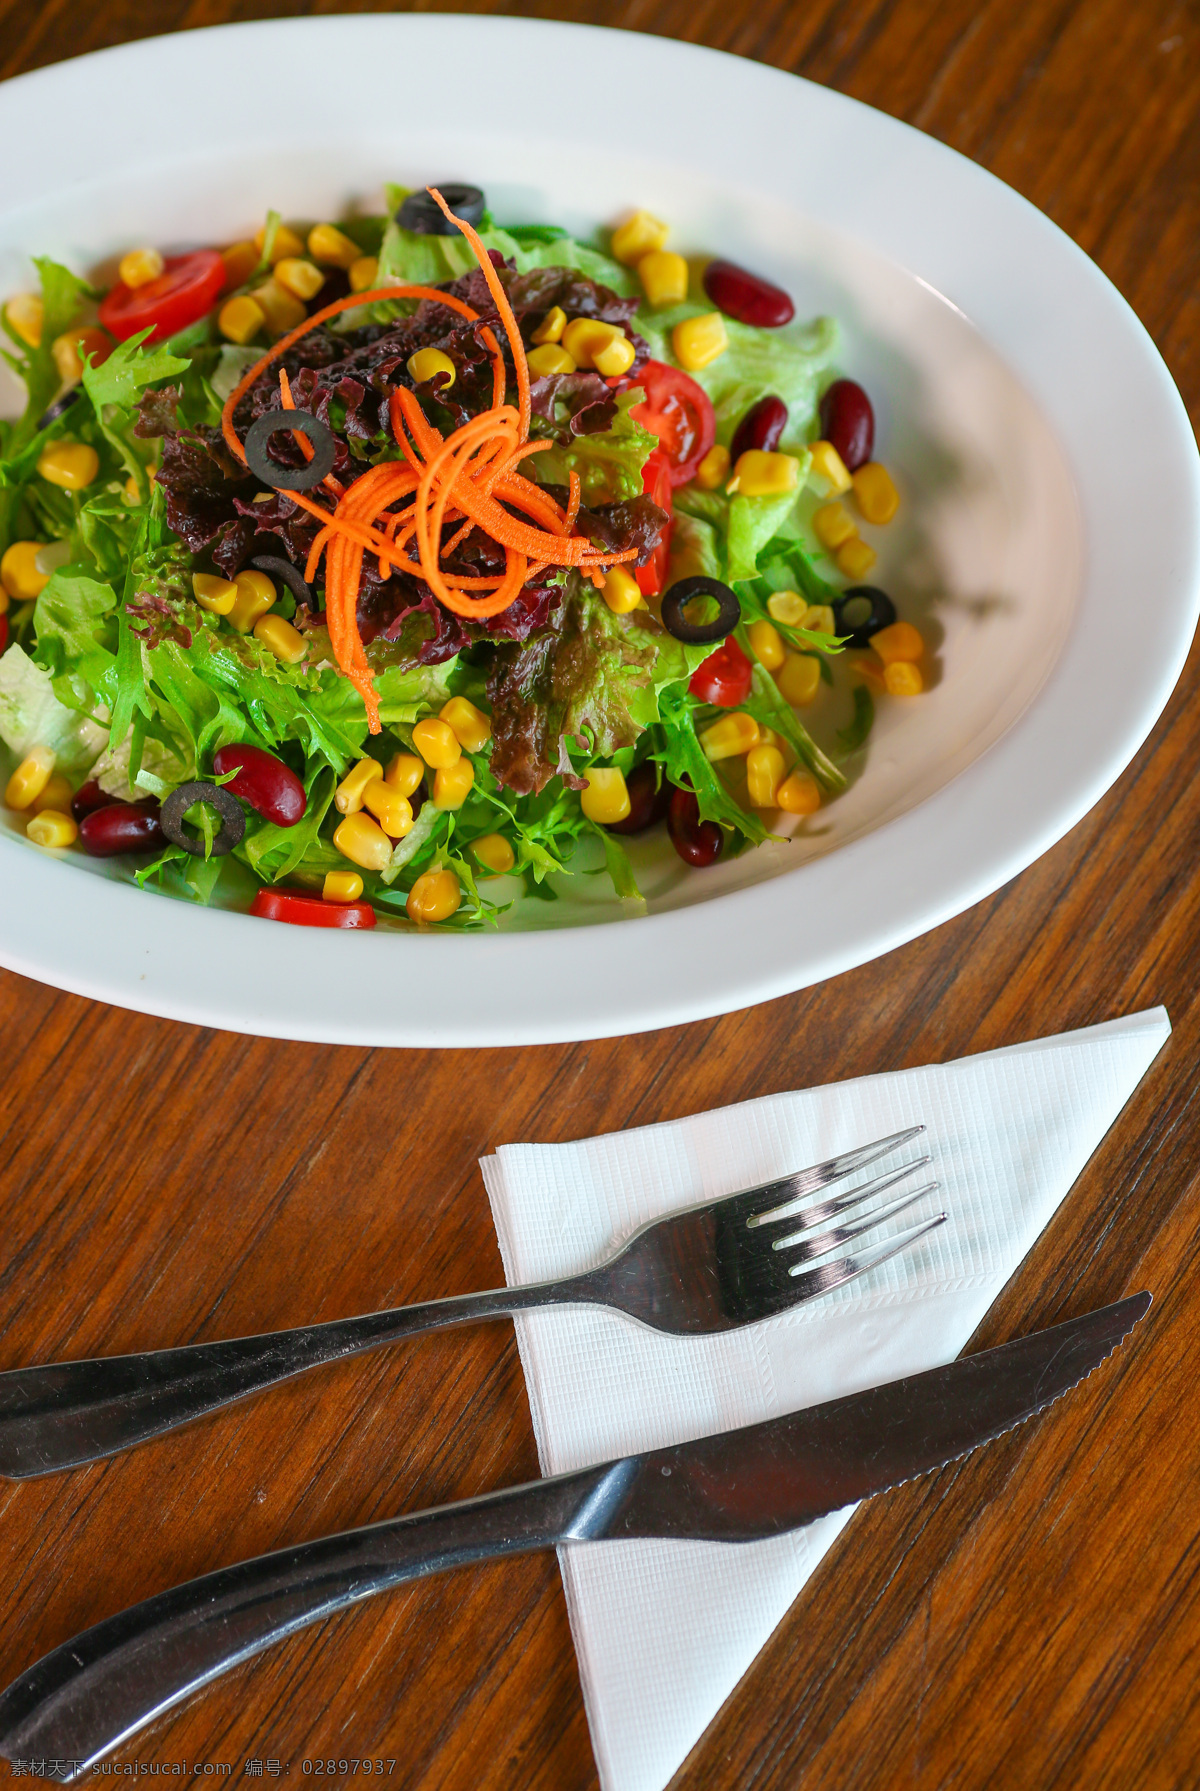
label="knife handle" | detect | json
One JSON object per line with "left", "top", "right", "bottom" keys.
{"left": 0, "top": 1284, "right": 566, "bottom": 1478}
{"left": 0, "top": 1466, "right": 621, "bottom": 1770}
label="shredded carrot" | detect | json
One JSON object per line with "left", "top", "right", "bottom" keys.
{"left": 218, "top": 215, "right": 639, "bottom": 732}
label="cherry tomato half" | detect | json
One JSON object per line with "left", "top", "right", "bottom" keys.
{"left": 99, "top": 250, "right": 226, "bottom": 344}
{"left": 630, "top": 359, "right": 716, "bottom": 487}
{"left": 635, "top": 447, "right": 674, "bottom": 599}
{"left": 251, "top": 888, "right": 376, "bottom": 929}
{"left": 688, "top": 636, "right": 753, "bottom": 707}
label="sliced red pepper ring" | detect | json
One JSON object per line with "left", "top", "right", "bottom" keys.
{"left": 250, "top": 888, "right": 376, "bottom": 929}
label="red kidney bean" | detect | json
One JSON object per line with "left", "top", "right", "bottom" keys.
{"left": 79, "top": 800, "right": 163, "bottom": 857}
{"left": 212, "top": 743, "right": 306, "bottom": 827}
{"left": 702, "top": 259, "right": 795, "bottom": 328}
{"left": 607, "top": 762, "right": 671, "bottom": 836}
{"left": 731, "top": 394, "right": 788, "bottom": 463}
{"left": 667, "top": 787, "right": 723, "bottom": 868}
{"left": 818, "top": 379, "right": 874, "bottom": 471}
{"left": 71, "top": 779, "right": 117, "bottom": 822}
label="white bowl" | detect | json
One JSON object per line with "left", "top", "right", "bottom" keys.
{"left": 0, "top": 15, "right": 1195, "bottom": 1045}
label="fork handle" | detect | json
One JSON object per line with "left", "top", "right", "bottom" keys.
{"left": 0, "top": 1461, "right": 622, "bottom": 1769}
{"left": 0, "top": 1281, "right": 578, "bottom": 1479}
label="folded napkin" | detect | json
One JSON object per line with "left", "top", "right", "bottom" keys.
{"left": 481, "top": 1010, "right": 1170, "bottom": 1791}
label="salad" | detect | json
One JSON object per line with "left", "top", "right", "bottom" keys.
{"left": 0, "top": 182, "right": 925, "bottom": 931}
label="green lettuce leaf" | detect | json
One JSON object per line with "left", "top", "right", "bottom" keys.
{"left": 636, "top": 306, "right": 837, "bottom": 447}
{"left": 530, "top": 388, "right": 658, "bottom": 506}
{"left": 0, "top": 643, "right": 107, "bottom": 773}
{"left": 81, "top": 330, "right": 190, "bottom": 413}
{"left": 725, "top": 466, "right": 811, "bottom": 583}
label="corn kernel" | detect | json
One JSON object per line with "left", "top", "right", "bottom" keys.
{"left": 472, "top": 833, "right": 515, "bottom": 876}
{"left": 362, "top": 779, "right": 415, "bottom": 837}
{"left": 273, "top": 257, "right": 326, "bottom": 302}
{"left": 871, "top": 620, "right": 923, "bottom": 664}
{"left": 592, "top": 331, "right": 636, "bottom": 378}
{"left": 335, "top": 758, "right": 384, "bottom": 815}
{"left": 254, "top": 614, "right": 307, "bottom": 664}
{"left": 580, "top": 766, "right": 631, "bottom": 824}
{"left": 638, "top": 249, "right": 689, "bottom": 308}
{"left": 777, "top": 771, "right": 821, "bottom": 816}
{"left": 611, "top": 210, "right": 669, "bottom": 266}
{"left": 308, "top": 223, "right": 362, "bottom": 269}
{"left": 407, "top": 347, "right": 456, "bottom": 390}
{"left": 602, "top": 566, "right": 643, "bottom": 614}
{"left": 807, "top": 440, "right": 852, "bottom": 496}
{"left": 433, "top": 758, "right": 476, "bottom": 810}
{"left": 412, "top": 717, "right": 461, "bottom": 769}
{"left": 440, "top": 696, "right": 491, "bottom": 753}
{"left": 836, "top": 537, "right": 877, "bottom": 579}
{"left": 221, "top": 241, "right": 260, "bottom": 288}
{"left": 776, "top": 652, "right": 821, "bottom": 707}
{"left": 746, "top": 743, "right": 786, "bottom": 808}
{"left": 527, "top": 343, "right": 577, "bottom": 378}
{"left": 531, "top": 305, "right": 567, "bottom": 345}
{"left": 729, "top": 449, "right": 799, "bottom": 498}
{"left": 219, "top": 294, "right": 266, "bottom": 345}
{"left": 192, "top": 572, "right": 238, "bottom": 615}
{"left": 26, "top": 809, "right": 77, "bottom": 849}
{"left": 5, "top": 293, "right": 43, "bottom": 348}
{"left": 38, "top": 441, "right": 99, "bottom": 491}
{"left": 561, "top": 318, "right": 621, "bottom": 369}
{"left": 701, "top": 712, "right": 760, "bottom": 761}
{"left": 852, "top": 461, "right": 900, "bottom": 525}
{"left": 406, "top": 867, "right": 462, "bottom": 924}
{"left": 323, "top": 870, "right": 364, "bottom": 903}
{"left": 672, "top": 312, "right": 727, "bottom": 371}
{"left": 6, "top": 745, "right": 56, "bottom": 811}
{"left": 227, "top": 569, "right": 276, "bottom": 633}
{"left": 348, "top": 256, "right": 379, "bottom": 294}
{"left": 695, "top": 444, "right": 730, "bottom": 490}
{"left": 748, "top": 618, "right": 785, "bottom": 671}
{"left": 333, "top": 810, "right": 392, "bottom": 872}
{"left": 254, "top": 222, "right": 306, "bottom": 265}
{"left": 884, "top": 661, "right": 924, "bottom": 696}
{"left": 118, "top": 247, "right": 164, "bottom": 290}
{"left": 766, "top": 589, "right": 806, "bottom": 626}
{"left": 253, "top": 279, "right": 307, "bottom": 334}
{"left": 811, "top": 501, "right": 857, "bottom": 551}
{"left": 30, "top": 772, "right": 73, "bottom": 816}
{"left": 51, "top": 326, "right": 111, "bottom": 385}
{"left": 1, "top": 541, "right": 51, "bottom": 601}
{"left": 802, "top": 603, "right": 836, "bottom": 635}
{"left": 384, "top": 752, "right": 425, "bottom": 797}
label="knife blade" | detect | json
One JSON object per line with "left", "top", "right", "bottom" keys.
{"left": 0, "top": 1293, "right": 1149, "bottom": 1772}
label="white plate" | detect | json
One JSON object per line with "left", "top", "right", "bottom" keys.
{"left": 0, "top": 16, "right": 1196, "bottom": 1046}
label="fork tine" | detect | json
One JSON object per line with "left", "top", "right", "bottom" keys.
{"left": 747, "top": 1156, "right": 932, "bottom": 1231}
{"left": 784, "top": 1212, "right": 948, "bottom": 1293}
{"left": 768, "top": 1183, "right": 939, "bottom": 1264}
{"left": 731, "top": 1125, "right": 926, "bottom": 1227}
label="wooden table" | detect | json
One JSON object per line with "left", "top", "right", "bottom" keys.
{"left": 1, "top": 0, "right": 1197, "bottom": 1783}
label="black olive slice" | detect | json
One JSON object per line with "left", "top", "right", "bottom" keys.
{"left": 36, "top": 387, "right": 82, "bottom": 432}
{"left": 831, "top": 585, "right": 897, "bottom": 649}
{"left": 249, "top": 554, "right": 313, "bottom": 607}
{"left": 243, "top": 408, "right": 336, "bottom": 492}
{"left": 395, "top": 184, "right": 486, "bottom": 236}
{"left": 660, "top": 577, "right": 741, "bottom": 645}
{"left": 160, "top": 781, "right": 246, "bottom": 858}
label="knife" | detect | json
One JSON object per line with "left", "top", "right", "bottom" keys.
{"left": 0, "top": 1292, "right": 1149, "bottom": 1772}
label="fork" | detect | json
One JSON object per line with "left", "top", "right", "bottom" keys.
{"left": 0, "top": 1127, "right": 943, "bottom": 1479}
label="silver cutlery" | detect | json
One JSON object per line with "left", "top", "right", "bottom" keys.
{"left": 0, "top": 1127, "right": 943, "bottom": 1478}
{"left": 0, "top": 1292, "right": 1149, "bottom": 1772}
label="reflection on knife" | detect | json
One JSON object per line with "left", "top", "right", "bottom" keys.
{"left": 0, "top": 1293, "right": 1150, "bottom": 1772}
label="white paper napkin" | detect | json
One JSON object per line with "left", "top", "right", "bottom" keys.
{"left": 481, "top": 1010, "right": 1169, "bottom": 1791}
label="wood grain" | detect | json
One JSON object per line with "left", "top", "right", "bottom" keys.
{"left": 1, "top": 0, "right": 1198, "bottom": 1785}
